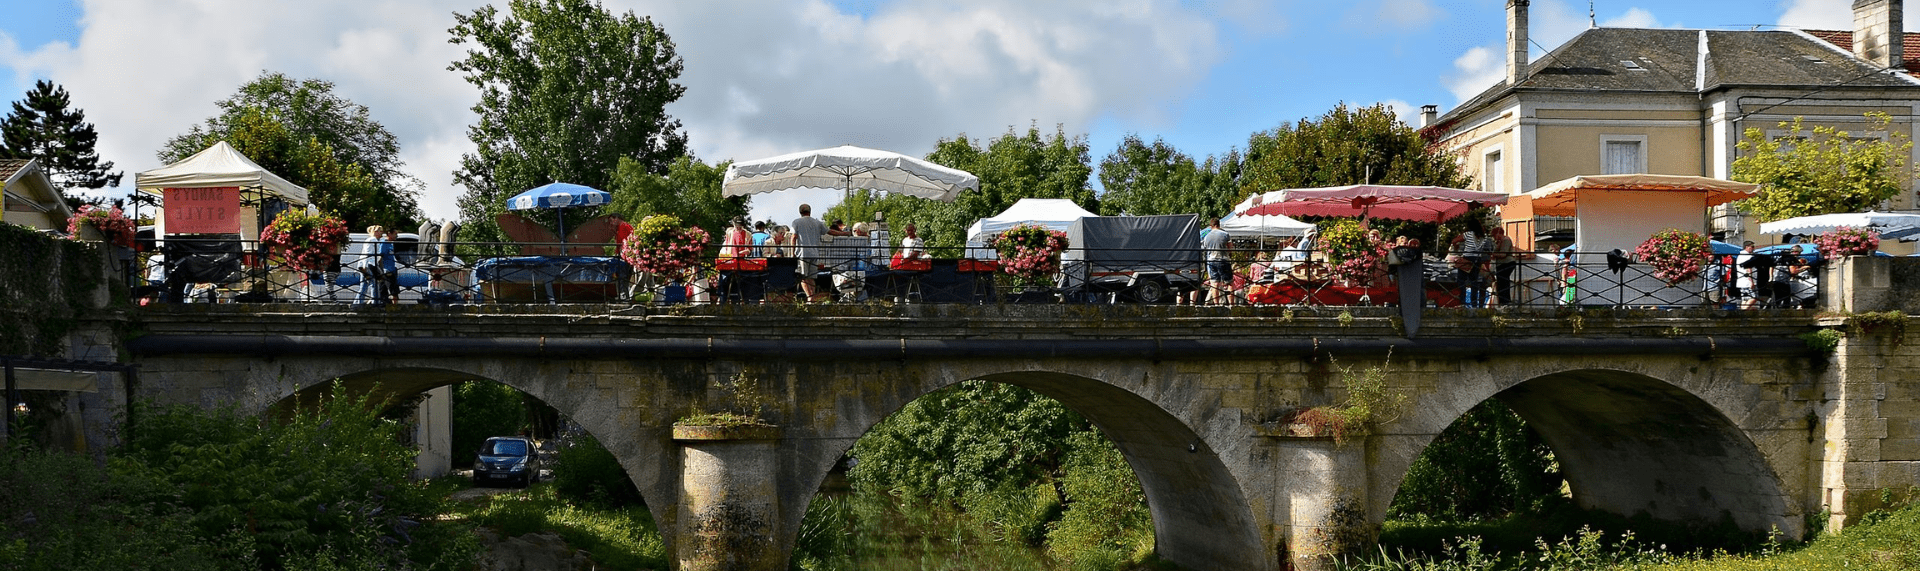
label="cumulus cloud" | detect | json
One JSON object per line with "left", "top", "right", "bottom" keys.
{"left": 2, "top": 0, "right": 1223, "bottom": 221}
{"left": 1777, "top": 0, "right": 1852, "bottom": 30}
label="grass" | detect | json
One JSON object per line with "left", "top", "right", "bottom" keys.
{"left": 443, "top": 480, "right": 668, "bottom": 570}
{"left": 1348, "top": 500, "right": 1920, "bottom": 571}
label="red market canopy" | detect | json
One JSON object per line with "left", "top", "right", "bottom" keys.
{"left": 1234, "top": 184, "right": 1508, "bottom": 223}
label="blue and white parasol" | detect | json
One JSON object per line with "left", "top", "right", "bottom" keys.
{"left": 508, "top": 182, "right": 610, "bottom": 211}
{"left": 506, "top": 182, "right": 612, "bottom": 254}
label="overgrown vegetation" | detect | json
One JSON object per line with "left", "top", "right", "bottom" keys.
{"left": 548, "top": 432, "right": 646, "bottom": 508}
{"left": 802, "top": 380, "right": 1162, "bottom": 570}
{"left": 451, "top": 484, "right": 667, "bottom": 569}
{"left": 1343, "top": 490, "right": 1920, "bottom": 570}
{"left": 1289, "top": 355, "right": 1410, "bottom": 443}
{"left": 0, "top": 383, "right": 481, "bottom": 570}
{"left": 0, "top": 222, "right": 108, "bottom": 356}
{"left": 1391, "top": 400, "right": 1564, "bottom": 522}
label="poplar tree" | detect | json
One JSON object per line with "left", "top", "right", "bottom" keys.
{"left": 0, "top": 80, "right": 123, "bottom": 192}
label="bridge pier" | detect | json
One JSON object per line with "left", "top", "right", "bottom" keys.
{"left": 1273, "top": 431, "right": 1374, "bottom": 571}
{"left": 673, "top": 425, "right": 785, "bottom": 571}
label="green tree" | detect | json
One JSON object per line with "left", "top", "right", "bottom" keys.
{"left": 825, "top": 124, "right": 1095, "bottom": 253}
{"left": 451, "top": 381, "right": 528, "bottom": 466}
{"left": 449, "top": 0, "right": 690, "bottom": 243}
{"left": 1097, "top": 133, "right": 1243, "bottom": 218}
{"left": 1389, "top": 399, "right": 1565, "bottom": 521}
{"left": 1241, "top": 102, "right": 1473, "bottom": 194}
{"left": 606, "top": 155, "right": 746, "bottom": 237}
{"left": 0, "top": 80, "right": 122, "bottom": 194}
{"left": 162, "top": 72, "right": 422, "bottom": 230}
{"left": 1731, "top": 113, "right": 1913, "bottom": 223}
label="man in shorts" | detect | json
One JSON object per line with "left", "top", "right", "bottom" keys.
{"left": 1201, "top": 218, "right": 1232, "bottom": 305}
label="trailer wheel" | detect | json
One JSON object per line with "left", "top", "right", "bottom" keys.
{"left": 1130, "top": 277, "right": 1171, "bottom": 303}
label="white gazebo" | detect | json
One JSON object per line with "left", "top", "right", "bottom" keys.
{"left": 963, "top": 198, "right": 1098, "bottom": 257}
{"left": 135, "top": 141, "right": 311, "bottom": 238}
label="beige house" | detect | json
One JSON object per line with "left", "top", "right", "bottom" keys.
{"left": 1, "top": 158, "right": 73, "bottom": 231}
{"left": 1426, "top": 0, "right": 1920, "bottom": 252}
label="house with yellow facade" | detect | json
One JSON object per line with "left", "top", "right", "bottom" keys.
{"left": 1, "top": 158, "right": 72, "bottom": 232}
{"left": 1425, "top": 0, "right": 1920, "bottom": 252}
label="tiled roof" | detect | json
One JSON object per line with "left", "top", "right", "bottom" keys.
{"left": 0, "top": 159, "right": 27, "bottom": 181}
{"left": 1802, "top": 29, "right": 1920, "bottom": 76}
{"left": 1441, "top": 27, "right": 1919, "bottom": 124}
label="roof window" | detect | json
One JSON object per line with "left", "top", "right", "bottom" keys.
{"left": 1800, "top": 55, "right": 1827, "bottom": 64}
{"left": 1620, "top": 60, "right": 1646, "bottom": 71}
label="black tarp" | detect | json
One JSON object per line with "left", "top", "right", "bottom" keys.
{"left": 163, "top": 235, "right": 244, "bottom": 284}
{"left": 1059, "top": 214, "right": 1201, "bottom": 293}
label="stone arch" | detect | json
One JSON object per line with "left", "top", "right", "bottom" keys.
{"left": 781, "top": 363, "right": 1265, "bottom": 571}
{"left": 251, "top": 363, "right": 677, "bottom": 535}
{"left": 1373, "top": 362, "right": 1801, "bottom": 538}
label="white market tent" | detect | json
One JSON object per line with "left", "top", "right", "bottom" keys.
{"left": 965, "top": 198, "right": 1098, "bottom": 244}
{"left": 963, "top": 198, "right": 1098, "bottom": 258}
{"left": 135, "top": 141, "right": 310, "bottom": 206}
{"left": 1218, "top": 211, "right": 1313, "bottom": 238}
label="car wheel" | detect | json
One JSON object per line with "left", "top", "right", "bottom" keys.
{"left": 1130, "top": 278, "right": 1170, "bottom": 303}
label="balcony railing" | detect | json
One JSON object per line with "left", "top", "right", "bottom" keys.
{"left": 126, "top": 238, "right": 1822, "bottom": 310}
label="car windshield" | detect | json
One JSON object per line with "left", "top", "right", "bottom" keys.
{"left": 484, "top": 439, "right": 528, "bottom": 456}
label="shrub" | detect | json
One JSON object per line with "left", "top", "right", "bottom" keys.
{"left": 116, "top": 384, "right": 479, "bottom": 570}
{"left": 550, "top": 433, "right": 645, "bottom": 508}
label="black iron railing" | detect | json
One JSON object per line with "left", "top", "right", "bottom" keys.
{"left": 126, "top": 238, "right": 1821, "bottom": 310}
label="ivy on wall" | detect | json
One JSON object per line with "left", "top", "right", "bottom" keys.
{"left": 0, "top": 223, "right": 106, "bottom": 356}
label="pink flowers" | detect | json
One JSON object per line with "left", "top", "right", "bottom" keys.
{"left": 992, "top": 224, "right": 1069, "bottom": 288}
{"left": 620, "top": 214, "right": 711, "bottom": 280}
{"left": 1633, "top": 228, "right": 1711, "bottom": 285}
{"left": 260, "top": 211, "right": 349, "bottom": 271}
{"left": 66, "top": 204, "right": 137, "bottom": 248}
{"left": 1813, "top": 226, "right": 1880, "bottom": 258}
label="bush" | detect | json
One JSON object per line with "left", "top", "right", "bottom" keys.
{"left": 0, "top": 448, "right": 243, "bottom": 570}
{"left": 115, "top": 384, "right": 479, "bottom": 570}
{"left": 550, "top": 433, "right": 645, "bottom": 508}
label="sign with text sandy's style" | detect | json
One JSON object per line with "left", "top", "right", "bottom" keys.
{"left": 164, "top": 187, "right": 240, "bottom": 234}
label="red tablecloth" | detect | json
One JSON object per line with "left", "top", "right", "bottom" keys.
{"left": 715, "top": 257, "right": 767, "bottom": 271}
{"left": 1246, "top": 280, "right": 1464, "bottom": 307}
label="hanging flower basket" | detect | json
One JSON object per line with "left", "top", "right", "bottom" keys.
{"left": 1632, "top": 228, "right": 1711, "bottom": 285}
{"left": 1319, "top": 219, "right": 1385, "bottom": 284}
{"left": 991, "top": 223, "right": 1069, "bottom": 290}
{"left": 1812, "top": 226, "right": 1880, "bottom": 258}
{"left": 260, "top": 210, "right": 350, "bottom": 271}
{"left": 621, "top": 214, "right": 711, "bottom": 282}
{"left": 66, "top": 204, "right": 137, "bottom": 248}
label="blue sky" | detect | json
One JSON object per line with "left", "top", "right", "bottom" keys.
{"left": 0, "top": 0, "right": 1880, "bottom": 221}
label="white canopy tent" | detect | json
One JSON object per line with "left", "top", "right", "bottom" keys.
{"left": 135, "top": 141, "right": 310, "bottom": 206}
{"left": 963, "top": 198, "right": 1098, "bottom": 258}
{"left": 1218, "top": 211, "right": 1313, "bottom": 238}
{"left": 135, "top": 141, "right": 312, "bottom": 238}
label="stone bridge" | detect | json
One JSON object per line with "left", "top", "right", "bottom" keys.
{"left": 109, "top": 302, "right": 1920, "bottom": 571}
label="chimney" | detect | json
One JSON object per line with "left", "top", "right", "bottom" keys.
{"left": 1853, "top": 0, "right": 1905, "bottom": 70}
{"left": 1420, "top": 105, "right": 1439, "bottom": 127}
{"left": 1508, "top": 0, "right": 1531, "bottom": 85}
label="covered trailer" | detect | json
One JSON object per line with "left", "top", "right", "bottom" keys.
{"left": 1059, "top": 214, "right": 1202, "bottom": 303}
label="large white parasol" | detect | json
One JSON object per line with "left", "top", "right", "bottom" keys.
{"left": 722, "top": 145, "right": 978, "bottom": 201}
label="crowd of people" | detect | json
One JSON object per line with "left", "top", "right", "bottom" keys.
{"left": 713, "top": 203, "right": 933, "bottom": 302}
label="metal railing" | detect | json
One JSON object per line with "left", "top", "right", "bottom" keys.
{"left": 125, "top": 238, "right": 1823, "bottom": 310}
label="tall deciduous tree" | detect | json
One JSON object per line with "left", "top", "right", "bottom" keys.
{"left": 826, "top": 124, "right": 1095, "bottom": 253}
{"left": 1097, "top": 134, "right": 1243, "bottom": 218}
{"left": 449, "top": 0, "right": 690, "bottom": 243}
{"left": 163, "top": 72, "right": 421, "bottom": 230}
{"left": 1241, "top": 102, "right": 1472, "bottom": 194}
{"left": 0, "top": 80, "right": 122, "bottom": 193}
{"left": 605, "top": 155, "right": 747, "bottom": 237}
{"left": 164, "top": 102, "right": 417, "bottom": 231}
{"left": 1731, "top": 114, "right": 1913, "bottom": 222}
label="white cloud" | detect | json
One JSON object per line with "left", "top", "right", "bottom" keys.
{"left": 1777, "top": 0, "right": 1852, "bottom": 30}
{"left": 2, "top": 0, "right": 1225, "bottom": 223}
{"left": 1443, "top": 45, "right": 1502, "bottom": 102}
